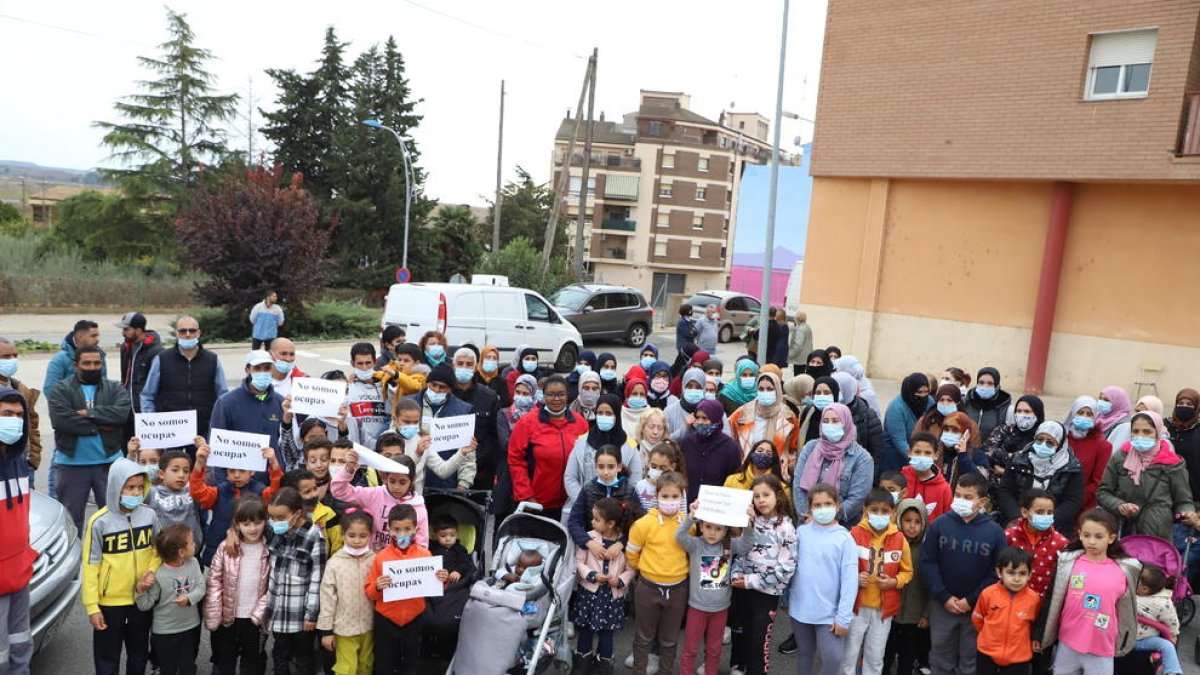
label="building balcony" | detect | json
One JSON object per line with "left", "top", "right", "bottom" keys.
{"left": 595, "top": 246, "right": 628, "bottom": 260}
{"left": 600, "top": 218, "right": 636, "bottom": 232}
{"left": 1182, "top": 92, "right": 1200, "bottom": 156}
{"left": 555, "top": 153, "right": 642, "bottom": 170}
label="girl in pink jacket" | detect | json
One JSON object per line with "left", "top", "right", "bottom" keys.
{"left": 332, "top": 451, "right": 428, "bottom": 550}
{"left": 569, "top": 497, "right": 638, "bottom": 671}
{"left": 205, "top": 497, "right": 272, "bottom": 675}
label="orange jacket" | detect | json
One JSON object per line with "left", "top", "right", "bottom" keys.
{"left": 850, "top": 517, "right": 912, "bottom": 619}
{"left": 971, "top": 581, "right": 1042, "bottom": 666}
{"left": 364, "top": 543, "right": 432, "bottom": 628}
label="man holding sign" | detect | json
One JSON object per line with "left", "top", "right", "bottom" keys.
{"left": 406, "top": 366, "right": 476, "bottom": 491}
{"left": 209, "top": 350, "right": 283, "bottom": 482}
{"left": 365, "top": 503, "right": 449, "bottom": 674}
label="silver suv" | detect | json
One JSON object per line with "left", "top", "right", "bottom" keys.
{"left": 551, "top": 284, "right": 655, "bottom": 347}
{"left": 685, "top": 290, "right": 762, "bottom": 343}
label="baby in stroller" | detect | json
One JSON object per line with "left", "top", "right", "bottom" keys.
{"left": 490, "top": 546, "right": 548, "bottom": 597}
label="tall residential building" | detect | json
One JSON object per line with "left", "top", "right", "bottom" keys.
{"left": 551, "top": 90, "right": 773, "bottom": 310}
{"left": 801, "top": 0, "right": 1200, "bottom": 396}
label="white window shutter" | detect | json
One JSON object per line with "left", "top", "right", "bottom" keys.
{"left": 1089, "top": 29, "right": 1157, "bottom": 68}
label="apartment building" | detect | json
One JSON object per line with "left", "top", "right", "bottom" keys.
{"left": 802, "top": 0, "right": 1200, "bottom": 396}
{"left": 551, "top": 90, "right": 772, "bottom": 310}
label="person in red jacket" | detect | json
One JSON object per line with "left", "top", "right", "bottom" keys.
{"left": 1003, "top": 488, "right": 1069, "bottom": 599}
{"left": 1063, "top": 396, "right": 1112, "bottom": 512}
{"left": 0, "top": 387, "right": 35, "bottom": 675}
{"left": 507, "top": 375, "right": 589, "bottom": 521}
{"left": 900, "top": 432, "right": 952, "bottom": 521}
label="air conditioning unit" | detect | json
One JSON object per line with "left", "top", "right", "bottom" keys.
{"left": 624, "top": 148, "right": 634, "bottom": 156}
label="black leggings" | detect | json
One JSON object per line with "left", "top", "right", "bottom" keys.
{"left": 728, "top": 588, "right": 780, "bottom": 675}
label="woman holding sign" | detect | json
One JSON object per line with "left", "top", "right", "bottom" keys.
{"left": 507, "top": 376, "right": 588, "bottom": 521}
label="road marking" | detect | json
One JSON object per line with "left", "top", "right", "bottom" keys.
{"left": 296, "top": 350, "right": 321, "bottom": 358}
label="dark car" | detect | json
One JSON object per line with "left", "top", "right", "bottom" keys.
{"left": 550, "top": 284, "right": 655, "bottom": 347}
{"left": 30, "top": 491, "right": 82, "bottom": 654}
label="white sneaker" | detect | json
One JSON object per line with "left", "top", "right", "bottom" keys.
{"left": 696, "top": 665, "right": 705, "bottom": 674}
{"left": 731, "top": 668, "right": 746, "bottom": 675}
{"left": 624, "top": 653, "right": 634, "bottom": 669}
{"left": 723, "top": 626, "right": 731, "bottom": 644}
{"left": 567, "top": 623, "right": 575, "bottom": 639}
{"left": 647, "top": 654, "right": 660, "bottom": 675}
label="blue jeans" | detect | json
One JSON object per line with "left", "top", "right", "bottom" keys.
{"left": 1135, "top": 636, "right": 1182, "bottom": 674}
{"left": 576, "top": 626, "right": 615, "bottom": 659}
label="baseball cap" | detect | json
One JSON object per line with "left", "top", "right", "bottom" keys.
{"left": 115, "top": 312, "right": 147, "bottom": 330}
{"left": 245, "top": 349, "right": 274, "bottom": 367}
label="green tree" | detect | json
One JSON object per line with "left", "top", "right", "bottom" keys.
{"left": 419, "top": 205, "right": 483, "bottom": 282}
{"left": 484, "top": 167, "right": 568, "bottom": 252}
{"left": 476, "top": 236, "right": 571, "bottom": 298}
{"left": 49, "top": 191, "right": 153, "bottom": 261}
{"left": 0, "top": 202, "right": 20, "bottom": 224}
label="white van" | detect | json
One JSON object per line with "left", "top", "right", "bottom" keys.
{"left": 381, "top": 283, "right": 584, "bottom": 372}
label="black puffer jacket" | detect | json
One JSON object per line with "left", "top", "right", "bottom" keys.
{"left": 849, "top": 396, "right": 886, "bottom": 467}
{"left": 965, "top": 387, "right": 1013, "bottom": 442}
{"left": 994, "top": 447, "right": 1084, "bottom": 535}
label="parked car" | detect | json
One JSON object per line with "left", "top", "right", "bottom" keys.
{"left": 550, "top": 284, "right": 655, "bottom": 348}
{"left": 30, "top": 491, "right": 82, "bottom": 654}
{"left": 381, "top": 282, "right": 584, "bottom": 372}
{"left": 685, "top": 290, "right": 762, "bottom": 343}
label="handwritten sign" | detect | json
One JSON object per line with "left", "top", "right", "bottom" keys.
{"left": 429, "top": 415, "right": 475, "bottom": 454}
{"left": 694, "top": 485, "right": 754, "bottom": 528}
{"left": 382, "top": 555, "right": 444, "bottom": 602}
{"left": 208, "top": 429, "right": 269, "bottom": 472}
{"left": 352, "top": 443, "right": 410, "bottom": 475}
{"left": 290, "top": 377, "right": 347, "bottom": 418}
{"left": 134, "top": 411, "right": 197, "bottom": 450}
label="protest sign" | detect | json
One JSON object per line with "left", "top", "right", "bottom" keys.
{"left": 694, "top": 485, "right": 754, "bottom": 527}
{"left": 382, "top": 555, "right": 444, "bottom": 602}
{"left": 134, "top": 410, "right": 196, "bottom": 450}
{"left": 208, "top": 428, "right": 270, "bottom": 472}
{"left": 290, "top": 377, "right": 347, "bottom": 418}
{"left": 351, "top": 443, "right": 410, "bottom": 475}
{"left": 428, "top": 415, "right": 475, "bottom": 454}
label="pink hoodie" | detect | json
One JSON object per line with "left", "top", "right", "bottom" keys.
{"left": 331, "top": 468, "right": 428, "bottom": 551}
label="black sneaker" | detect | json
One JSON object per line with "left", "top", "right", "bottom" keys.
{"left": 779, "top": 634, "right": 797, "bottom": 655}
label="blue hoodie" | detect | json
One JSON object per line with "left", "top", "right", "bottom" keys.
{"left": 919, "top": 509, "right": 1007, "bottom": 606}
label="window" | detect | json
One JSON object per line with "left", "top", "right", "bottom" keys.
{"left": 689, "top": 242, "right": 701, "bottom": 259}
{"left": 525, "top": 294, "right": 553, "bottom": 322}
{"left": 696, "top": 187, "right": 707, "bottom": 201}
{"left": 648, "top": 121, "right": 662, "bottom": 136}
{"left": 1086, "top": 29, "right": 1156, "bottom": 100}
{"left": 693, "top": 214, "right": 704, "bottom": 229}
{"left": 726, "top": 297, "right": 746, "bottom": 312}
{"left": 568, "top": 176, "right": 596, "bottom": 196}
{"left": 718, "top": 136, "right": 727, "bottom": 148}
{"left": 657, "top": 212, "right": 669, "bottom": 228}
{"left": 654, "top": 240, "right": 667, "bottom": 257}
{"left": 745, "top": 298, "right": 761, "bottom": 313}
{"left": 698, "top": 157, "right": 709, "bottom": 172}
{"left": 584, "top": 294, "right": 608, "bottom": 311}
{"left": 663, "top": 153, "right": 675, "bottom": 169}
{"left": 659, "top": 184, "right": 673, "bottom": 199}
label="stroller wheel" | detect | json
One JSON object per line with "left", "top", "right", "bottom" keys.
{"left": 1178, "top": 596, "right": 1196, "bottom": 628}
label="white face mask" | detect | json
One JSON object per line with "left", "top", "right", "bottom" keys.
{"left": 951, "top": 497, "right": 977, "bottom": 518}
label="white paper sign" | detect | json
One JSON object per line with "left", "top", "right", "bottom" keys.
{"left": 208, "top": 428, "right": 270, "bottom": 472}
{"left": 352, "top": 443, "right": 411, "bottom": 475}
{"left": 382, "top": 555, "right": 444, "bottom": 602}
{"left": 694, "top": 485, "right": 754, "bottom": 528}
{"left": 290, "top": 377, "right": 347, "bottom": 418}
{"left": 428, "top": 415, "right": 475, "bottom": 454}
{"left": 134, "top": 410, "right": 197, "bottom": 450}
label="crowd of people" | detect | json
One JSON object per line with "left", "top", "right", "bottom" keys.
{"left": 0, "top": 306, "right": 1197, "bottom": 675}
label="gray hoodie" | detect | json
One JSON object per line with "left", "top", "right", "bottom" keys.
{"left": 675, "top": 515, "right": 752, "bottom": 612}
{"left": 147, "top": 483, "right": 204, "bottom": 553}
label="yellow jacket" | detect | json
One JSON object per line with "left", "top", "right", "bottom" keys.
{"left": 626, "top": 509, "right": 689, "bottom": 585}
{"left": 313, "top": 501, "right": 343, "bottom": 556}
{"left": 723, "top": 467, "right": 792, "bottom": 501}
{"left": 82, "top": 458, "right": 162, "bottom": 615}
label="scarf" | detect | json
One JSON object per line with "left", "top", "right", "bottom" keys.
{"left": 900, "top": 372, "right": 931, "bottom": 419}
{"left": 832, "top": 372, "right": 858, "bottom": 405}
{"left": 1096, "top": 385, "right": 1132, "bottom": 434}
{"left": 1066, "top": 396, "right": 1098, "bottom": 439}
{"left": 1170, "top": 389, "right": 1200, "bottom": 430}
{"left": 506, "top": 374, "right": 539, "bottom": 424}
{"left": 719, "top": 359, "right": 759, "bottom": 407}
{"left": 752, "top": 372, "right": 785, "bottom": 442}
{"left": 646, "top": 360, "right": 673, "bottom": 409}
{"left": 1028, "top": 421, "right": 1069, "bottom": 488}
{"left": 797, "top": 401, "right": 856, "bottom": 491}
{"left": 1123, "top": 411, "right": 1167, "bottom": 485}
{"left": 586, "top": 393, "right": 629, "bottom": 449}
{"left": 679, "top": 368, "right": 707, "bottom": 413}
{"left": 476, "top": 345, "right": 501, "bottom": 383}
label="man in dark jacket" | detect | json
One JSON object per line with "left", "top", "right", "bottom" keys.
{"left": 0, "top": 338, "right": 42, "bottom": 477}
{"left": 410, "top": 365, "right": 474, "bottom": 491}
{"left": 139, "top": 315, "right": 228, "bottom": 441}
{"left": 0, "top": 386, "right": 35, "bottom": 675}
{"left": 449, "top": 348, "right": 500, "bottom": 491}
{"left": 42, "top": 319, "right": 108, "bottom": 499}
{"left": 47, "top": 345, "right": 132, "bottom": 534}
{"left": 209, "top": 350, "right": 283, "bottom": 484}
{"left": 116, "top": 311, "right": 163, "bottom": 440}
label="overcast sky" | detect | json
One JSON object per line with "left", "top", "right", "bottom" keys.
{"left": 0, "top": 0, "right": 827, "bottom": 205}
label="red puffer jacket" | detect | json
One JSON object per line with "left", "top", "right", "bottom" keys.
{"left": 507, "top": 407, "right": 588, "bottom": 510}
{"left": 204, "top": 537, "right": 271, "bottom": 629}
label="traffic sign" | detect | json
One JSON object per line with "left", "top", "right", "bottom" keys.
{"left": 395, "top": 267, "right": 411, "bottom": 284}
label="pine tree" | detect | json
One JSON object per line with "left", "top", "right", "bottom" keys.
{"left": 484, "top": 167, "right": 569, "bottom": 252}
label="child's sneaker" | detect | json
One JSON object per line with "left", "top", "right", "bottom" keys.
{"left": 723, "top": 626, "right": 731, "bottom": 644}
{"left": 646, "top": 654, "right": 660, "bottom": 674}
{"left": 571, "top": 652, "right": 592, "bottom": 675}
{"left": 779, "top": 634, "right": 798, "bottom": 654}
{"left": 593, "top": 656, "right": 614, "bottom": 675}
{"left": 624, "top": 653, "right": 634, "bottom": 669}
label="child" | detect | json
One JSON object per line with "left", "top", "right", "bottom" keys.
{"left": 1133, "top": 564, "right": 1183, "bottom": 675}
{"left": 626, "top": 471, "right": 690, "bottom": 675}
{"left": 282, "top": 468, "right": 344, "bottom": 555}
{"left": 82, "top": 457, "right": 161, "bottom": 675}
{"left": 317, "top": 510, "right": 376, "bottom": 675}
{"left": 266, "top": 487, "right": 328, "bottom": 675}
{"left": 1037, "top": 508, "right": 1141, "bottom": 673}
{"left": 430, "top": 516, "right": 475, "bottom": 584}
{"left": 842, "top": 488, "right": 913, "bottom": 675}
{"left": 901, "top": 432, "right": 951, "bottom": 520}
{"left": 134, "top": 523, "right": 206, "bottom": 675}
{"left": 635, "top": 441, "right": 684, "bottom": 512}
{"left": 676, "top": 495, "right": 753, "bottom": 675}
{"left": 884, "top": 498, "right": 931, "bottom": 675}
{"left": 1004, "top": 488, "right": 1068, "bottom": 598}
{"left": 572, "top": 498, "right": 637, "bottom": 674}
{"left": 128, "top": 437, "right": 162, "bottom": 473}
{"left": 971, "top": 547, "right": 1041, "bottom": 675}
{"left": 568, "top": 445, "right": 646, "bottom": 555}
{"left": 301, "top": 437, "right": 337, "bottom": 503}
{"left": 146, "top": 449, "right": 204, "bottom": 557}
{"left": 331, "top": 438, "right": 370, "bottom": 487}
{"left": 190, "top": 436, "right": 283, "bottom": 566}
{"left": 367, "top": 424, "right": 424, "bottom": 492}
{"left": 787, "top": 482, "right": 858, "bottom": 675}
{"left": 365, "top": 504, "right": 442, "bottom": 674}
{"left": 878, "top": 470, "right": 907, "bottom": 506}
{"left": 425, "top": 515, "right": 477, "bottom": 659}
{"left": 919, "top": 472, "right": 1007, "bottom": 675}
{"left": 334, "top": 448, "right": 429, "bottom": 551}
{"left": 729, "top": 474, "right": 797, "bottom": 675}
{"left": 381, "top": 342, "right": 430, "bottom": 410}
{"left": 492, "top": 548, "right": 546, "bottom": 592}
{"left": 205, "top": 496, "right": 271, "bottom": 675}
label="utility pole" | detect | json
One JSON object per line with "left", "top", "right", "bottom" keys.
{"left": 247, "top": 77, "right": 254, "bottom": 162}
{"left": 543, "top": 52, "right": 596, "bottom": 272}
{"left": 758, "top": 0, "right": 789, "bottom": 367}
{"left": 573, "top": 48, "right": 598, "bottom": 281}
{"left": 492, "top": 80, "right": 505, "bottom": 253}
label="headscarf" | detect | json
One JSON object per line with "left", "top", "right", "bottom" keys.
{"left": 833, "top": 355, "right": 865, "bottom": 379}
{"left": 670, "top": 349, "right": 710, "bottom": 396}
{"left": 832, "top": 372, "right": 859, "bottom": 405}
{"left": 1169, "top": 389, "right": 1200, "bottom": 430}
{"left": 1065, "top": 396, "right": 1098, "bottom": 439}
{"left": 570, "top": 371, "right": 603, "bottom": 420}
{"left": 508, "top": 374, "right": 539, "bottom": 423}
{"left": 719, "top": 359, "right": 760, "bottom": 406}
{"left": 623, "top": 378, "right": 648, "bottom": 407}
{"left": 701, "top": 358, "right": 723, "bottom": 376}
{"left": 941, "top": 412, "right": 981, "bottom": 448}
{"left": 803, "top": 349, "right": 833, "bottom": 379}
{"left": 669, "top": 343, "right": 700, "bottom": 379}
{"left": 919, "top": 383, "right": 963, "bottom": 430}
{"left": 825, "top": 345, "right": 842, "bottom": 361}
{"left": 751, "top": 372, "right": 785, "bottom": 442}
{"left": 900, "top": 372, "right": 931, "bottom": 418}
{"left": 760, "top": 364, "right": 783, "bottom": 380}
{"left": 813, "top": 376, "right": 840, "bottom": 402}
{"left": 640, "top": 343, "right": 660, "bottom": 360}
{"left": 1136, "top": 395, "right": 1165, "bottom": 415}
{"left": 567, "top": 349, "right": 597, "bottom": 385}
{"left": 1028, "top": 420, "right": 1070, "bottom": 485}
{"left": 798, "top": 401, "right": 857, "bottom": 491}
{"left": 1123, "top": 411, "right": 1168, "bottom": 485}
{"left": 587, "top": 393, "right": 628, "bottom": 449}
{"left": 646, "top": 360, "right": 674, "bottom": 409}
{"left": 476, "top": 345, "right": 501, "bottom": 382}
{"left": 692, "top": 399, "right": 729, "bottom": 450}
{"left": 1016, "top": 395, "right": 1046, "bottom": 426}
{"left": 509, "top": 344, "right": 531, "bottom": 372}
{"left": 1096, "top": 385, "right": 1133, "bottom": 434}
{"left": 783, "top": 374, "right": 815, "bottom": 408}
{"left": 679, "top": 368, "right": 707, "bottom": 412}
{"left": 594, "top": 351, "right": 621, "bottom": 396}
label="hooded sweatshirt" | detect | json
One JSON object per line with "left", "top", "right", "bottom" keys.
{"left": 330, "top": 467, "right": 429, "bottom": 551}
{"left": 850, "top": 511, "right": 913, "bottom": 618}
{"left": 147, "top": 482, "right": 204, "bottom": 554}
{"left": 901, "top": 463, "right": 952, "bottom": 521}
{"left": 82, "top": 458, "right": 162, "bottom": 614}
{"left": 0, "top": 387, "right": 36, "bottom": 596}
{"left": 919, "top": 508, "right": 1006, "bottom": 606}
{"left": 895, "top": 498, "right": 930, "bottom": 625}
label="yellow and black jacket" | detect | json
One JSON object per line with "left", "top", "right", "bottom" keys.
{"left": 82, "top": 458, "right": 161, "bottom": 614}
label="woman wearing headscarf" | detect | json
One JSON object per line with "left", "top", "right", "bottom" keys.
{"left": 593, "top": 352, "right": 622, "bottom": 398}
{"left": 801, "top": 349, "right": 833, "bottom": 380}
{"left": 475, "top": 345, "right": 510, "bottom": 407}
{"left": 832, "top": 371, "right": 885, "bottom": 471}
{"left": 701, "top": 357, "right": 724, "bottom": 383}
{"left": 1095, "top": 385, "right": 1133, "bottom": 441}
{"left": 563, "top": 393, "right": 642, "bottom": 522}
{"left": 1166, "top": 388, "right": 1200, "bottom": 510}
{"left": 882, "top": 372, "right": 933, "bottom": 471}
{"left": 504, "top": 345, "right": 550, "bottom": 404}
{"left": 728, "top": 372, "right": 800, "bottom": 475}
{"left": 627, "top": 343, "right": 660, "bottom": 382}
{"left": 1098, "top": 410, "right": 1199, "bottom": 540}
{"left": 793, "top": 402, "right": 874, "bottom": 526}
{"left": 668, "top": 348, "right": 709, "bottom": 397}
{"left": 645, "top": 360, "right": 677, "bottom": 411}
{"left": 669, "top": 342, "right": 700, "bottom": 380}
{"left": 1106, "top": 395, "right": 1165, "bottom": 451}
{"left": 803, "top": 376, "right": 841, "bottom": 444}
{"left": 963, "top": 367, "right": 1013, "bottom": 441}
{"left": 982, "top": 395, "right": 1045, "bottom": 468}
{"left": 621, "top": 378, "right": 651, "bottom": 433}
{"left": 718, "top": 358, "right": 760, "bottom": 417}
{"left": 679, "top": 399, "right": 742, "bottom": 504}
{"left": 825, "top": 345, "right": 842, "bottom": 361}
{"left": 782, "top": 374, "right": 818, "bottom": 444}
{"left": 832, "top": 355, "right": 880, "bottom": 416}
{"left": 995, "top": 421, "right": 1083, "bottom": 534}
{"left": 568, "top": 371, "right": 603, "bottom": 422}
{"left": 566, "top": 349, "right": 597, "bottom": 400}
{"left": 666, "top": 368, "right": 707, "bottom": 440}
{"left": 915, "top": 384, "right": 964, "bottom": 439}
{"left": 1063, "top": 395, "right": 1112, "bottom": 512}
{"left": 937, "top": 411, "right": 990, "bottom": 488}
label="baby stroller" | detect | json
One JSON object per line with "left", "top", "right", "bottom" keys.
{"left": 422, "top": 489, "right": 493, "bottom": 660}
{"left": 1123, "top": 534, "right": 1195, "bottom": 626}
{"left": 449, "top": 502, "right": 577, "bottom": 675}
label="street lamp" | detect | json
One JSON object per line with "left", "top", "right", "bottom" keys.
{"left": 362, "top": 119, "right": 415, "bottom": 269}
{"left": 758, "top": 0, "right": 789, "bottom": 367}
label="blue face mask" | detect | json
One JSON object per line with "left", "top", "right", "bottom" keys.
{"left": 481, "top": 359, "right": 498, "bottom": 374}
{"left": 694, "top": 422, "right": 718, "bottom": 437}
{"left": 936, "top": 403, "right": 958, "bottom": 417}
{"left": 812, "top": 394, "right": 834, "bottom": 410}
{"left": 627, "top": 396, "right": 647, "bottom": 410}
{"left": 811, "top": 506, "right": 837, "bottom": 525}
{"left": 269, "top": 519, "right": 291, "bottom": 535}
{"left": 1072, "top": 416, "right": 1095, "bottom": 431}
{"left": 704, "top": 392, "right": 718, "bottom": 401}
{"left": 757, "top": 391, "right": 777, "bottom": 407}
{"left": 0, "top": 358, "right": 16, "bottom": 378}
{"left": 393, "top": 533, "right": 413, "bottom": 549}
{"left": 514, "top": 395, "right": 534, "bottom": 409}
{"left": 177, "top": 338, "right": 199, "bottom": 350}
{"left": 535, "top": 391, "right": 545, "bottom": 403}
{"left": 1096, "top": 399, "right": 1113, "bottom": 415}
{"left": 1032, "top": 442, "right": 1056, "bottom": 458}
{"left": 940, "top": 431, "right": 962, "bottom": 447}
{"left": 250, "top": 372, "right": 273, "bottom": 391}
{"left": 1030, "top": 514, "right": 1055, "bottom": 531}
{"left": 910, "top": 456, "right": 934, "bottom": 472}
{"left": 595, "top": 415, "right": 616, "bottom": 432}
{"left": 975, "top": 386, "right": 996, "bottom": 400}
{"left": 640, "top": 357, "right": 655, "bottom": 370}
{"left": 599, "top": 369, "right": 617, "bottom": 381}
{"left": 454, "top": 368, "right": 474, "bottom": 384}
{"left": 1131, "top": 436, "right": 1158, "bottom": 453}
{"left": 398, "top": 424, "right": 420, "bottom": 440}
{"left": 867, "top": 513, "right": 891, "bottom": 531}
{"left": 683, "top": 389, "right": 704, "bottom": 404}
{"left": 119, "top": 494, "right": 144, "bottom": 510}
{"left": 597, "top": 475, "right": 620, "bottom": 488}
{"left": 426, "top": 344, "right": 445, "bottom": 361}
{"left": 274, "top": 360, "right": 294, "bottom": 375}
{"left": 0, "top": 418, "right": 23, "bottom": 445}
{"left": 740, "top": 376, "right": 756, "bottom": 390}
{"left": 426, "top": 390, "right": 447, "bottom": 406}
{"left": 575, "top": 364, "right": 590, "bottom": 374}
{"left": 821, "top": 423, "right": 845, "bottom": 442}
{"left": 522, "top": 360, "right": 538, "bottom": 373}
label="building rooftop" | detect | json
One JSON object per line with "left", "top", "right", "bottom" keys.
{"left": 554, "top": 118, "right": 636, "bottom": 145}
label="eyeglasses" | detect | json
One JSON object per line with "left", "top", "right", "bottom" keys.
{"left": 177, "top": 328, "right": 199, "bottom": 335}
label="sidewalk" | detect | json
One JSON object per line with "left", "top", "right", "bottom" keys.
{"left": 3, "top": 311, "right": 186, "bottom": 343}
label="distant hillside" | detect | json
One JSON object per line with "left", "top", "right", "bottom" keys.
{"left": 0, "top": 160, "right": 108, "bottom": 185}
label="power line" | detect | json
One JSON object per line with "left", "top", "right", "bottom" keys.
{"left": 0, "top": 12, "right": 152, "bottom": 48}
{"left": 400, "top": 0, "right": 586, "bottom": 59}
